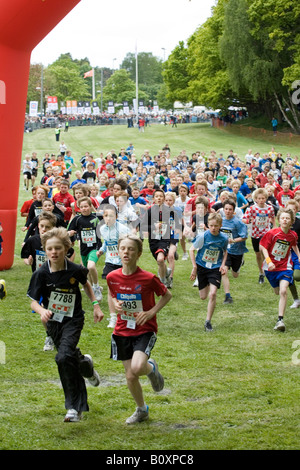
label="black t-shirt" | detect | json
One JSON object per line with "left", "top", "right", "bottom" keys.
{"left": 68, "top": 213, "right": 101, "bottom": 255}
{"left": 27, "top": 259, "right": 89, "bottom": 320}
{"left": 292, "top": 218, "right": 300, "bottom": 249}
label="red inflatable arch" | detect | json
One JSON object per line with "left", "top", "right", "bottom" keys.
{"left": 0, "top": 0, "right": 81, "bottom": 270}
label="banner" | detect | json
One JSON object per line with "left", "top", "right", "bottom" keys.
{"left": 66, "top": 100, "right": 72, "bottom": 115}
{"left": 29, "top": 101, "right": 38, "bottom": 116}
{"left": 77, "top": 101, "right": 84, "bottom": 114}
{"left": 47, "top": 96, "right": 58, "bottom": 111}
{"left": 71, "top": 100, "right": 77, "bottom": 114}
{"left": 123, "top": 101, "right": 129, "bottom": 115}
{"left": 83, "top": 101, "right": 91, "bottom": 114}
{"left": 92, "top": 101, "right": 99, "bottom": 115}
{"left": 108, "top": 100, "right": 114, "bottom": 114}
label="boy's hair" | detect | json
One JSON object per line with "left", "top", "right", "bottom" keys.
{"left": 253, "top": 188, "right": 268, "bottom": 201}
{"left": 103, "top": 204, "right": 117, "bottom": 216}
{"left": 77, "top": 196, "right": 92, "bottom": 207}
{"left": 154, "top": 189, "right": 165, "bottom": 198}
{"left": 286, "top": 200, "right": 299, "bottom": 210}
{"left": 38, "top": 211, "right": 56, "bottom": 226}
{"left": 231, "top": 179, "right": 241, "bottom": 188}
{"left": 117, "top": 190, "right": 129, "bottom": 200}
{"left": 118, "top": 234, "right": 143, "bottom": 255}
{"left": 60, "top": 179, "right": 70, "bottom": 187}
{"left": 178, "top": 184, "right": 188, "bottom": 193}
{"left": 195, "top": 196, "right": 209, "bottom": 208}
{"left": 223, "top": 199, "right": 236, "bottom": 210}
{"left": 41, "top": 227, "right": 72, "bottom": 252}
{"left": 277, "top": 208, "right": 295, "bottom": 225}
{"left": 207, "top": 212, "right": 222, "bottom": 226}
{"left": 145, "top": 177, "right": 154, "bottom": 185}
{"left": 165, "top": 191, "right": 176, "bottom": 202}
{"left": 42, "top": 198, "right": 54, "bottom": 206}
{"left": 37, "top": 185, "right": 49, "bottom": 198}
{"left": 195, "top": 179, "right": 207, "bottom": 189}
{"left": 72, "top": 183, "right": 89, "bottom": 196}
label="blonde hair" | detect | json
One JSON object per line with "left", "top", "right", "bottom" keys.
{"left": 208, "top": 212, "right": 222, "bottom": 226}
{"left": 41, "top": 227, "right": 72, "bottom": 252}
{"left": 253, "top": 188, "right": 268, "bottom": 201}
{"left": 118, "top": 234, "right": 143, "bottom": 255}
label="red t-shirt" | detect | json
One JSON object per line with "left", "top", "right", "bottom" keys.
{"left": 260, "top": 227, "right": 298, "bottom": 271}
{"left": 106, "top": 267, "right": 167, "bottom": 337}
{"left": 52, "top": 191, "right": 75, "bottom": 221}
{"left": 276, "top": 190, "right": 294, "bottom": 207}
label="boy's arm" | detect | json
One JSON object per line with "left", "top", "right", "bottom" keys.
{"left": 189, "top": 245, "right": 197, "bottom": 280}
{"left": 136, "top": 289, "right": 172, "bottom": 326}
{"left": 30, "top": 300, "right": 53, "bottom": 323}
{"left": 259, "top": 244, "right": 275, "bottom": 271}
{"left": 219, "top": 249, "right": 228, "bottom": 274}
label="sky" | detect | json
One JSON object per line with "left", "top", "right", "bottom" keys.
{"left": 30, "top": 0, "right": 216, "bottom": 68}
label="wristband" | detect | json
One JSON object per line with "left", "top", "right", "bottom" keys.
{"left": 92, "top": 300, "right": 98, "bottom": 305}
{"left": 265, "top": 257, "right": 271, "bottom": 264}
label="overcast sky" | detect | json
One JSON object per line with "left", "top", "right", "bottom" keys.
{"left": 30, "top": 0, "right": 216, "bottom": 68}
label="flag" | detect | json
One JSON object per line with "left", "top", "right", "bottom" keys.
{"left": 84, "top": 69, "right": 93, "bottom": 78}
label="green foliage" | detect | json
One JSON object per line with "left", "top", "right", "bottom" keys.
{"left": 101, "top": 69, "right": 147, "bottom": 108}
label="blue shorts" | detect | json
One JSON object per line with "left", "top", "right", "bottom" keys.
{"left": 264, "top": 270, "right": 293, "bottom": 288}
{"left": 291, "top": 250, "right": 300, "bottom": 270}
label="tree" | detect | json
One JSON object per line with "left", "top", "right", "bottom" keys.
{"left": 100, "top": 69, "right": 147, "bottom": 109}
{"left": 45, "top": 54, "right": 90, "bottom": 103}
{"left": 162, "top": 41, "right": 190, "bottom": 105}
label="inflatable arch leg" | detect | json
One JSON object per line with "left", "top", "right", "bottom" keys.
{"left": 0, "top": 0, "right": 81, "bottom": 270}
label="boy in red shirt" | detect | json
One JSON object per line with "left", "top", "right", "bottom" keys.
{"left": 276, "top": 180, "right": 294, "bottom": 207}
{"left": 52, "top": 179, "right": 75, "bottom": 224}
{"left": 260, "top": 208, "right": 300, "bottom": 332}
{"left": 106, "top": 234, "right": 172, "bottom": 424}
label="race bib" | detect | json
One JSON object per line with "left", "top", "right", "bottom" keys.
{"left": 256, "top": 214, "right": 268, "bottom": 228}
{"left": 81, "top": 229, "right": 96, "bottom": 246}
{"left": 36, "top": 249, "right": 46, "bottom": 269}
{"left": 107, "top": 242, "right": 119, "bottom": 259}
{"left": 202, "top": 248, "right": 219, "bottom": 268}
{"left": 48, "top": 289, "right": 76, "bottom": 323}
{"left": 272, "top": 240, "right": 289, "bottom": 260}
{"left": 34, "top": 207, "right": 43, "bottom": 217}
{"left": 117, "top": 293, "right": 143, "bottom": 329}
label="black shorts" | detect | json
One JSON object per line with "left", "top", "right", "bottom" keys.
{"left": 197, "top": 264, "right": 222, "bottom": 290}
{"left": 149, "top": 239, "right": 170, "bottom": 259}
{"left": 32, "top": 168, "right": 38, "bottom": 177}
{"left": 225, "top": 253, "right": 244, "bottom": 273}
{"left": 102, "top": 262, "right": 121, "bottom": 279}
{"left": 23, "top": 171, "right": 31, "bottom": 179}
{"left": 111, "top": 332, "right": 157, "bottom": 361}
{"left": 170, "top": 239, "right": 179, "bottom": 246}
{"left": 251, "top": 237, "right": 262, "bottom": 253}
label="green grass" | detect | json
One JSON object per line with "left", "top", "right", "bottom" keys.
{"left": 0, "top": 123, "right": 300, "bottom": 450}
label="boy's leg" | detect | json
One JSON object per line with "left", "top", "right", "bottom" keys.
{"left": 206, "top": 283, "right": 218, "bottom": 322}
{"left": 156, "top": 251, "right": 167, "bottom": 282}
{"left": 123, "top": 351, "right": 151, "bottom": 407}
{"left": 278, "top": 279, "right": 290, "bottom": 318}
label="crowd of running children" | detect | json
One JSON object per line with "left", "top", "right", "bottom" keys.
{"left": 15, "top": 142, "right": 300, "bottom": 423}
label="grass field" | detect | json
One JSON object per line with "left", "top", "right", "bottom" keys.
{"left": 0, "top": 123, "right": 299, "bottom": 450}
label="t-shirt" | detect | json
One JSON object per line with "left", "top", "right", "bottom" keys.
{"left": 260, "top": 227, "right": 298, "bottom": 271}
{"left": 192, "top": 230, "right": 228, "bottom": 269}
{"left": 221, "top": 216, "right": 248, "bottom": 255}
{"left": 27, "top": 259, "right": 89, "bottom": 322}
{"left": 106, "top": 267, "right": 167, "bottom": 336}
{"left": 99, "top": 222, "right": 130, "bottom": 265}
{"left": 68, "top": 213, "right": 101, "bottom": 255}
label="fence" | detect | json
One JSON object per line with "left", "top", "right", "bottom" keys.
{"left": 24, "top": 115, "right": 212, "bottom": 132}
{"left": 212, "top": 118, "right": 300, "bottom": 146}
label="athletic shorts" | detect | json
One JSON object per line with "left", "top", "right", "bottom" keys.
{"left": 23, "top": 171, "right": 31, "bottom": 179}
{"left": 226, "top": 253, "right": 244, "bottom": 273}
{"left": 264, "top": 270, "right": 294, "bottom": 288}
{"left": 111, "top": 332, "right": 157, "bottom": 361}
{"left": 291, "top": 250, "right": 300, "bottom": 271}
{"left": 149, "top": 240, "right": 170, "bottom": 259}
{"left": 81, "top": 249, "right": 99, "bottom": 267}
{"left": 170, "top": 239, "right": 179, "bottom": 246}
{"left": 252, "top": 237, "right": 262, "bottom": 253}
{"left": 197, "top": 264, "right": 222, "bottom": 290}
{"left": 102, "top": 262, "right": 121, "bottom": 279}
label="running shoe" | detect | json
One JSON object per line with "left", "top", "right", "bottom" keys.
{"left": 204, "top": 320, "right": 213, "bottom": 332}
{"left": 182, "top": 253, "right": 189, "bottom": 261}
{"left": 81, "top": 354, "right": 100, "bottom": 386}
{"left": 107, "top": 314, "right": 117, "bottom": 328}
{"left": 147, "top": 359, "right": 164, "bottom": 392}
{"left": 174, "top": 251, "right": 179, "bottom": 261}
{"left": 93, "top": 285, "right": 103, "bottom": 302}
{"left": 43, "top": 336, "right": 54, "bottom": 351}
{"left": 0, "top": 280, "right": 7, "bottom": 300}
{"left": 193, "top": 278, "right": 199, "bottom": 287}
{"left": 126, "top": 406, "right": 149, "bottom": 425}
{"left": 258, "top": 274, "right": 265, "bottom": 284}
{"left": 223, "top": 296, "right": 233, "bottom": 304}
{"left": 64, "top": 409, "right": 82, "bottom": 422}
{"left": 274, "top": 320, "right": 285, "bottom": 332}
{"left": 290, "top": 299, "right": 300, "bottom": 309}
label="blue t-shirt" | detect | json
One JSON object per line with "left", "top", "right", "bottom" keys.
{"left": 193, "top": 230, "right": 228, "bottom": 269}
{"left": 221, "top": 216, "right": 248, "bottom": 255}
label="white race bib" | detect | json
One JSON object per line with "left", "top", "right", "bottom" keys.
{"left": 202, "top": 248, "right": 219, "bottom": 268}
{"left": 117, "top": 293, "right": 143, "bottom": 329}
{"left": 81, "top": 229, "right": 96, "bottom": 246}
{"left": 48, "top": 290, "right": 76, "bottom": 323}
{"left": 272, "top": 240, "right": 289, "bottom": 260}
{"left": 36, "top": 249, "right": 46, "bottom": 269}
